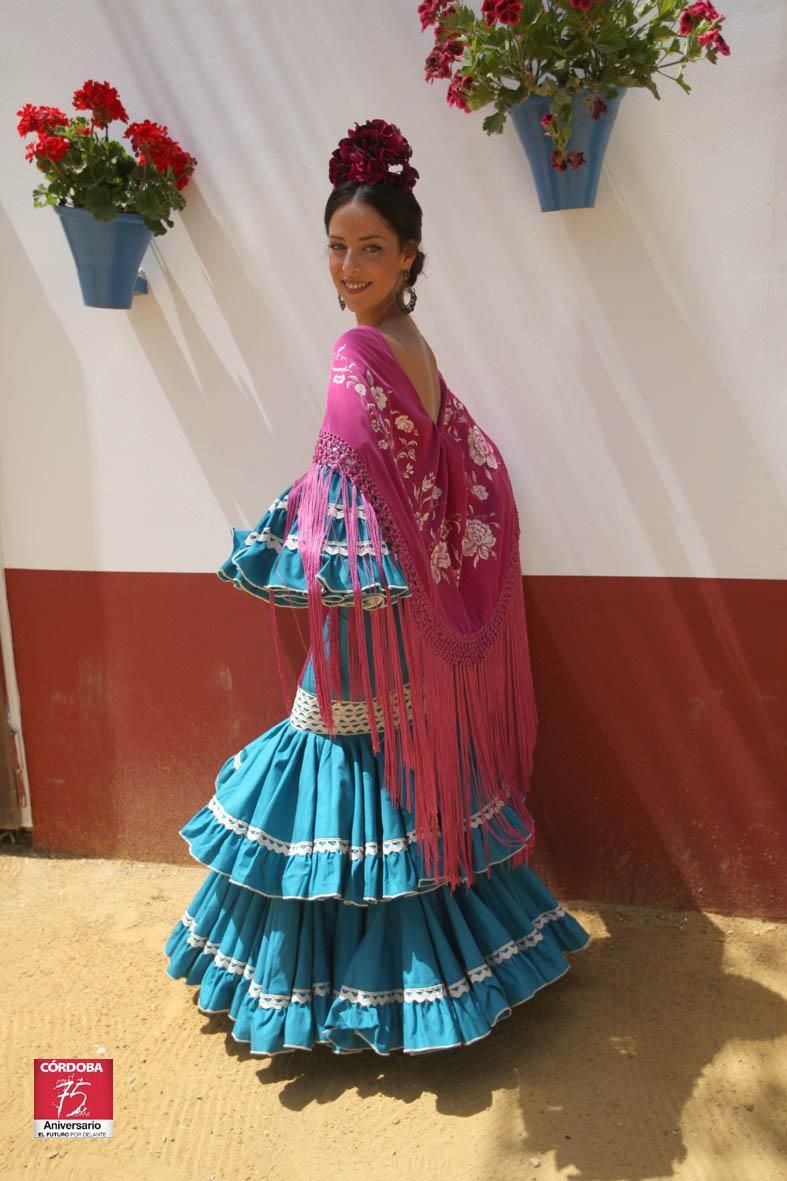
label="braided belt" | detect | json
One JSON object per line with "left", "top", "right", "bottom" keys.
{"left": 289, "top": 683, "right": 413, "bottom": 735}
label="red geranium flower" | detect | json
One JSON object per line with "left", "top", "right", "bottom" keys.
{"left": 72, "top": 80, "right": 129, "bottom": 128}
{"left": 16, "top": 104, "right": 69, "bottom": 137}
{"left": 24, "top": 133, "right": 71, "bottom": 164}
{"left": 123, "top": 119, "right": 197, "bottom": 190}
{"left": 124, "top": 119, "right": 171, "bottom": 155}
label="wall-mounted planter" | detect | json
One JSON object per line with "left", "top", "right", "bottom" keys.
{"left": 53, "top": 204, "right": 152, "bottom": 308}
{"left": 509, "top": 89, "right": 627, "bottom": 212}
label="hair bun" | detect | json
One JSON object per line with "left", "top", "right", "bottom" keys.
{"left": 328, "top": 118, "right": 419, "bottom": 193}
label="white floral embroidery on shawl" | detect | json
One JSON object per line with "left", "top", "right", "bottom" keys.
{"left": 331, "top": 341, "right": 500, "bottom": 589}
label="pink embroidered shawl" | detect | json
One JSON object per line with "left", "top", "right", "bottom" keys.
{"left": 276, "top": 324, "right": 538, "bottom": 889}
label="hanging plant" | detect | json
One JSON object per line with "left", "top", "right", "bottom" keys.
{"left": 16, "top": 79, "right": 198, "bottom": 306}
{"left": 16, "top": 78, "right": 197, "bottom": 234}
{"left": 419, "top": 1, "right": 731, "bottom": 172}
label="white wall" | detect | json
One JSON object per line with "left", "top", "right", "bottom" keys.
{"left": 1, "top": 0, "right": 784, "bottom": 578}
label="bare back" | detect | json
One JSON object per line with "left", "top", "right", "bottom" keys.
{"left": 378, "top": 328, "right": 441, "bottom": 425}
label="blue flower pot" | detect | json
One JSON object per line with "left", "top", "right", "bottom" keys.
{"left": 509, "top": 89, "right": 626, "bottom": 212}
{"left": 53, "top": 204, "right": 152, "bottom": 308}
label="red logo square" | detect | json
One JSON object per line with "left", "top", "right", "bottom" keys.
{"left": 33, "top": 1058, "right": 113, "bottom": 1138}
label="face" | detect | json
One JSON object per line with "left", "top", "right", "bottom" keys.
{"left": 327, "top": 197, "right": 417, "bottom": 321}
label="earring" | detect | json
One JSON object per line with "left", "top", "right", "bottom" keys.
{"left": 395, "top": 270, "right": 417, "bottom": 315}
{"left": 337, "top": 291, "right": 346, "bottom": 310}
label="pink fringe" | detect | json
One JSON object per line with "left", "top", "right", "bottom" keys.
{"left": 276, "top": 461, "right": 539, "bottom": 891}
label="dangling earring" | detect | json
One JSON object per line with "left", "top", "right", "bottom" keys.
{"left": 337, "top": 291, "right": 346, "bottom": 310}
{"left": 395, "top": 270, "right": 417, "bottom": 315}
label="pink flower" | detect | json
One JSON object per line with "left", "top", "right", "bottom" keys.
{"left": 679, "top": 2, "right": 722, "bottom": 35}
{"left": 424, "top": 36, "right": 464, "bottom": 82}
{"left": 446, "top": 74, "right": 475, "bottom": 112}
{"left": 481, "top": 0, "right": 497, "bottom": 27}
{"left": 540, "top": 113, "right": 554, "bottom": 128}
{"left": 425, "top": 46, "right": 453, "bottom": 82}
{"left": 482, "top": 0, "right": 522, "bottom": 25}
{"left": 551, "top": 149, "right": 585, "bottom": 172}
{"left": 698, "top": 26, "right": 731, "bottom": 55}
{"left": 495, "top": 0, "right": 522, "bottom": 25}
{"left": 417, "top": 0, "right": 456, "bottom": 31}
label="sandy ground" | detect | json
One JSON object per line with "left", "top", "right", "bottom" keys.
{"left": 1, "top": 850, "right": 785, "bottom": 1181}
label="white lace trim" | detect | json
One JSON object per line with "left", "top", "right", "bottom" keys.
{"left": 240, "top": 526, "right": 390, "bottom": 558}
{"left": 264, "top": 492, "right": 373, "bottom": 522}
{"left": 204, "top": 790, "right": 507, "bottom": 860}
{"left": 289, "top": 684, "right": 413, "bottom": 735}
{"left": 243, "top": 493, "right": 383, "bottom": 554}
{"left": 177, "top": 904, "right": 567, "bottom": 1009}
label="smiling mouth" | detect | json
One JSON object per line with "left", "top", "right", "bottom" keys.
{"left": 343, "top": 281, "right": 371, "bottom": 293}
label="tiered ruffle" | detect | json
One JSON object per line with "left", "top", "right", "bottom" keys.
{"left": 164, "top": 860, "right": 589, "bottom": 1056}
{"left": 217, "top": 468, "right": 410, "bottom": 608}
{"left": 164, "top": 474, "right": 591, "bottom": 1056}
{"left": 176, "top": 720, "right": 535, "bottom": 906}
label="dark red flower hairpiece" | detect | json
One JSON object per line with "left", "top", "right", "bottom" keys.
{"left": 328, "top": 118, "right": 419, "bottom": 194}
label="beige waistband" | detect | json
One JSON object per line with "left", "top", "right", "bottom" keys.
{"left": 289, "top": 683, "right": 413, "bottom": 735}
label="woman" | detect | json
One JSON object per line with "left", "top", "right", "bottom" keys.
{"left": 164, "top": 119, "right": 591, "bottom": 1056}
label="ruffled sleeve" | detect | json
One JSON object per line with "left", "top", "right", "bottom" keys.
{"left": 217, "top": 466, "right": 410, "bottom": 608}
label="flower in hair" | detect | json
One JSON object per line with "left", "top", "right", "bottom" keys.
{"left": 328, "top": 118, "right": 419, "bottom": 193}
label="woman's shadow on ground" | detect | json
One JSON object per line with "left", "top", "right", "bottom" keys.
{"left": 225, "top": 903, "right": 787, "bottom": 1179}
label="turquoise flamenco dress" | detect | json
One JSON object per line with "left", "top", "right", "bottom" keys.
{"left": 163, "top": 471, "right": 591, "bottom": 1056}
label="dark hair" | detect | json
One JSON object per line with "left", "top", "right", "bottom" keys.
{"left": 324, "top": 181, "right": 426, "bottom": 286}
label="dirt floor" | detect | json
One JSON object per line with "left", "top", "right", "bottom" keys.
{"left": 1, "top": 850, "right": 785, "bottom": 1181}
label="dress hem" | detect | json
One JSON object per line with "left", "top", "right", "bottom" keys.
{"left": 166, "top": 934, "right": 591, "bottom": 1058}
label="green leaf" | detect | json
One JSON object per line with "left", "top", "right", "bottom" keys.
{"left": 81, "top": 188, "right": 120, "bottom": 220}
{"left": 482, "top": 108, "right": 507, "bottom": 135}
{"left": 32, "top": 184, "right": 54, "bottom": 208}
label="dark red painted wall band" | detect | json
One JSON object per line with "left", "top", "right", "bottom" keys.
{"left": 5, "top": 569, "right": 786, "bottom": 918}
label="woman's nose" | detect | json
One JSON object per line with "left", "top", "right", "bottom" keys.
{"left": 341, "top": 250, "right": 362, "bottom": 273}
